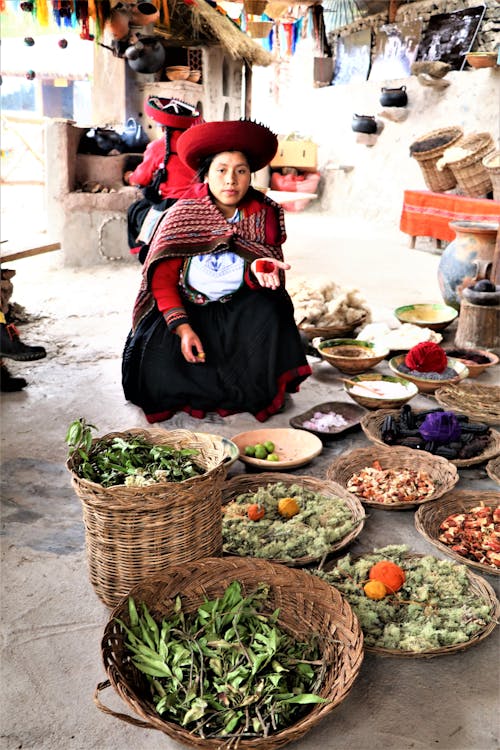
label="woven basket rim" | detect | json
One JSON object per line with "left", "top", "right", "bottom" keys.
{"left": 483, "top": 149, "right": 500, "bottom": 171}
{"left": 298, "top": 312, "right": 368, "bottom": 340}
{"left": 414, "top": 489, "right": 500, "bottom": 577}
{"left": 360, "top": 408, "right": 500, "bottom": 467}
{"left": 486, "top": 455, "right": 500, "bottom": 485}
{"left": 325, "top": 444, "right": 459, "bottom": 510}
{"left": 324, "top": 551, "right": 499, "bottom": 658}
{"left": 221, "top": 472, "right": 366, "bottom": 565}
{"left": 410, "top": 126, "right": 464, "bottom": 161}
{"left": 99, "top": 557, "right": 364, "bottom": 748}
{"left": 434, "top": 383, "right": 500, "bottom": 425}
{"left": 66, "top": 427, "right": 227, "bottom": 495}
{"left": 445, "top": 132, "right": 495, "bottom": 168}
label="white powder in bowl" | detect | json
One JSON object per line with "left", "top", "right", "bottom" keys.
{"left": 350, "top": 381, "right": 412, "bottom": 399}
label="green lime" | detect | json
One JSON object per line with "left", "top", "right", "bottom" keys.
{"left": 254, "top": 444, "right": 268, "bottom": 460}
{"left": 263, "top": 440, "right": 275, "bottom": 453}
{"left": 266, "top": 452, "right": 279, "bottom": 461}
{"left": 244, "top": 445, "right": 256, "bottom": 456}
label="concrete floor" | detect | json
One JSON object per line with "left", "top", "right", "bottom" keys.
{"left": 1, "top": 200, "right": 499, "bottom": 750}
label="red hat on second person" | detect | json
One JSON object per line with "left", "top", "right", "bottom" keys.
{"left": 177, "top": 119, "right": 278, "bottom": 172}
{"left": 144, "top": 97, "right": 203, "bottom": 130}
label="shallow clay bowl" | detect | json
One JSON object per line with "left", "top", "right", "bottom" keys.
{"left": 444, "top": 347, "right": 499, "bottom": 379}
{"left": 466, "top": 52, "right": 498, "bottom": 69}
{"left": 230, "top": 427, "right": 323, "bottom": 470}
{"left": 289, "top": 401, "right": 366, "bottom": 439}
{"left": 344, "top": 373, "right": 418, "bottom": 410}
{"left": 317, "top": 338, "right": 389, "bottom": 374}
{"left": 389, "top": 354, "right": 469, "bottom": 394}
{"left": 394, "top": 303, "right": 458, "bottom": 332}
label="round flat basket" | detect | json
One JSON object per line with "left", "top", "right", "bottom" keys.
{"left": 325, "top": 445, "right": 458, "bottom": 510}
{"left": 486, "top": 455, "right": 500, "bottom": 485}
{"left": 221, "top": 472, "right": 366, "bottom": 565}
{"left": 415, "top": 490, "right": 500, "bottom": 576}
{"left": 66, "top": 428, "right": 227, "bottom": 607}
{"left": 95, "top": 557, "right": 364, "bottom": 748}
{"left": 360, "top": 409, "right": 500, "bottom": 468}
{"left": 409, "top": 126, "right": 464, "bottom": 192}
{"left": 298, "top": 312, "right": 368, "bottom": 341}
{"left": 434, "top": 383, "right": 500, "bottom": 425}
{"left": 320, "top": 549, "right": 499, "bottom": 658}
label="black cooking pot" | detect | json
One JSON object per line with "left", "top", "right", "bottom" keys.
{"left": 124, "top": 37, "right": 166, "bottom": 73}
{"left": 379, "top": 85, "right": 408, "bottom": 107}
{"left": 351, "top": 114, "right": 378, "bottom": 134}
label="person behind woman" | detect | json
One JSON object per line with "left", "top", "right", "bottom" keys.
{"left": 122, "top": 119, "right": 311, "bottom": 423}
{"left": 123, "top": 96, "right": 203, "bottom": 262}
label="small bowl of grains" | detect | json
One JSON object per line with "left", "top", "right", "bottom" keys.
{"left": 344, "top": 374, "right": 418, "bottom": 410}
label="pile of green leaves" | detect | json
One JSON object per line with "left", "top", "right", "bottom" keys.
{"left": 117, "top": 581, "right": 327, "bottom": 742}
{"left": 65, "top": 418, "right": 204, "bottom": 488}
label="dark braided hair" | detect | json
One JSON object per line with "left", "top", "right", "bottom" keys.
{"left": 155, "top": 125, "right": 173, "bottom": 185}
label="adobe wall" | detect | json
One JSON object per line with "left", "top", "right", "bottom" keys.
{"left": 251, "top": 0, "right": 499, "bottom": 228}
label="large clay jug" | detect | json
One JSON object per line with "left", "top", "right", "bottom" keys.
{"left": 437, "top": 220, "right": 498, "bottom": 309}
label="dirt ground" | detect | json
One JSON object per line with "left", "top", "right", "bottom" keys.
{"left": 1, "top": 184, "right": 499, "bottom": 750}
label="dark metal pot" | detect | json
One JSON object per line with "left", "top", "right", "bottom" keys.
{"left": 351, "top": 114, "right": 378, "bottom": 134}
{"left": 379, "top": 86, "right": 408, "bottom": 107}
{"left": 124, "top": 37, "right": 166, "bottom": 73}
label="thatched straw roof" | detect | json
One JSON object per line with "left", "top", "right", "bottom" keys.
{"left": 157, "top": 0, "right": 274, "bottom": 66}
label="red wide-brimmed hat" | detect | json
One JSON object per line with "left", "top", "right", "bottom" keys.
{"left": 144, "top": 97, "right": 203, "bottom": 130}
{"left": 177, "top": 119, "right": 278, "bottom": 172}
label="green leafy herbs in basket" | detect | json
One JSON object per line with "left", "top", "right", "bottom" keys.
{"left": 116, "top": 581, "right": 326, "bottom": 741}
{"left": 223, "top": 482, "right": 357, "bottom": 561}
{"left": 315, "top": 545, "right": 493, "bottom": 652}
{"left": 65, "top": 418, "right": 204, "bottom": 487}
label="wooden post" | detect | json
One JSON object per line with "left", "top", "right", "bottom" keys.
{"left": 454, "top": 299, "right": 500, "bottom": 351}
{"left": 244, "top": 61, "right": 253, "bottom": 119}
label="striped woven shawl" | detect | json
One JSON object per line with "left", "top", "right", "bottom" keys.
{"left": 132, "top": 183, "right": 286, "bottom": 330}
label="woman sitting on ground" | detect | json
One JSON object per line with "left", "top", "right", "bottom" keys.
{"left": 122, "top": 119, "right": 311, "bottom": 423}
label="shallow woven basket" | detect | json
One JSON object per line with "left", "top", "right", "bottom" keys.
{"left": 415, "top": 489, "right": 500, "bottom": 577}
{"left": 94, "top": 557, "right": 364, "bottom": 749}
{"left": 434, "top": 383, "right": 500, "bottom": 425}
{"left": 410, "top": 126, "right": 464, "bottom": 192}
{"left": 324, "top": 552, "right": 499, "bottom": 658}
{"left": 360, "top": 409, "right": 500, "bottom": 468}
{"left": 299, "top": 312, "right": 368, "bottom": 341}
{"left": 246, "top": 20, "right": 273, "bottom": 37}
{"left": 482, "top": 149, "right": 500, "bottom": 201}
{"left": 486, "top": 455, "right": 500, "bottom": 485}
{"left": 325, "top": 445, "right": 458, "bottom": 510}
{"left": 66, "top": 428, "right": 227, "bottom": 607}
{"left": 446, "top": 132, "right": 496, "bottom": 198}
{"left": 221, "top": 472, "right": 366, "bottom": 565}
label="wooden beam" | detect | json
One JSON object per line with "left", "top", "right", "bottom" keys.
{"left": 0, "top": 243, "right": 61, "bottom": 263}
{"left": 244, "top": 61, "right": 253, "bottom": 119}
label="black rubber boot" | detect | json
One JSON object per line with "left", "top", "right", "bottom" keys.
{"left": 0, "top": 323, "right": 46, "bottom": 361}
{"left": 0, "top": 363, "right": 27, "bottom": 391}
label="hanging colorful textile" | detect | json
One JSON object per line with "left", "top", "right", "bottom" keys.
{"left": 36, "top": 0, "right": 50, "bottom": 26}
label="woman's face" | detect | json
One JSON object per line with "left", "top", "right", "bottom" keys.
{"left": 205, "top": 151, "right": 251, "bottom": 217}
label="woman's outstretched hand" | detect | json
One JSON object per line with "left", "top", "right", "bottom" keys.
{"left": 251, "top": 258, "right": 291, "bottom": 290}
{"left": 176, "top": 323, "right": 206, "bottom": 364}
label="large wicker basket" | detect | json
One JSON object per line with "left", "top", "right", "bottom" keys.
{"left": 409, "top": 126, "right": 464, "bottom": 192}
{"left": 221, "top": 472, "right": 366, "bottom": 565}
{"left": 482, "top": 149, "right": 500, "bottom": 201}
{"left": 360, "top": 409, "right": 500, "bottom": 468}
{"left": 415, "top": 489, "right": 500, "bottom": 577}
{"left": 66, "top": 428, "right": 227, "bottom": 607}
{"left": 322, "top": 551, "right": 499, "bottom": 658}
{"left": 94, "top": 557, "right": 364, "bottom": 749}
{"left": 434, "top": 383, "right": 500, "bottom": 426}
{"left": 445, "top": 132, "right": 496, "bottom": 198}
{"left": 325, "top": 445, "right": 459, "bottom": 510}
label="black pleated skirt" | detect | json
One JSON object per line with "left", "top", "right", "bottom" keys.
{"left": 122, "top": 286, "right": 311, "bottom": 423}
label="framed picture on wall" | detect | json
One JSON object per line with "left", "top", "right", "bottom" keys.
{"left": 415, "top": 5, "right": 486, "bottom": 71}
{"left": 332, "top": 29, "right": 372, "bottom": 86}
{"left": 369, "top": 21, "right": 422, "bottom": 82}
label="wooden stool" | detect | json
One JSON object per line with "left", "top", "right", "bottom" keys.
{"left": 455, "top": 299, "right": 500, "bottom": 352}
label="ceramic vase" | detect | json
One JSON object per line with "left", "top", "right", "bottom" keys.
{"left": 437, "top": 220, "right": 498, "bottom": 310}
